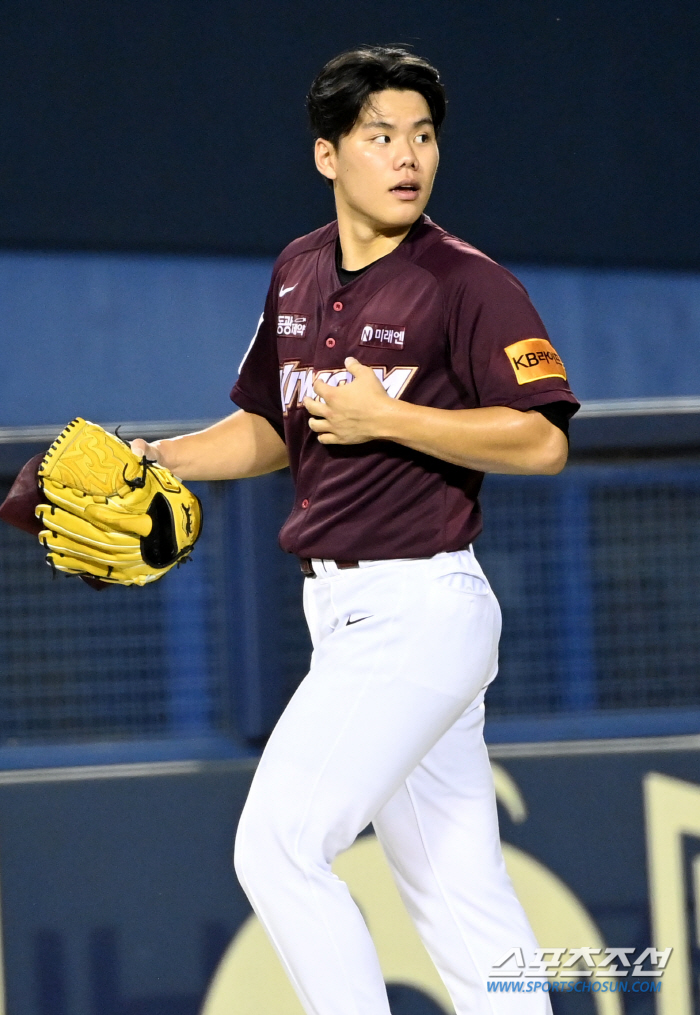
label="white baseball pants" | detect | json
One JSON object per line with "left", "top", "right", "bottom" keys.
{"left": 234, "top": 548, "right": 551, "bottom": 1015}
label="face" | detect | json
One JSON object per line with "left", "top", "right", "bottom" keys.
{"left": 315, "top": 88, "right": 439, "bottom": 232}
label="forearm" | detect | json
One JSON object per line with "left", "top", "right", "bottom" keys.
{"left": 151, "top": 410, "right": 289, "bottom": 481}
{"left": 374, "top": 401, "right": 568, "bottom": 474}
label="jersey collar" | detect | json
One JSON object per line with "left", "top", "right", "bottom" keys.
{"left": 321, "top": 214, "right": 437, "bottom": 297}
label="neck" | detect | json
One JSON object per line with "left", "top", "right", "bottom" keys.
{"left": 335, "top": 200, "right": 417, "bottom": 271}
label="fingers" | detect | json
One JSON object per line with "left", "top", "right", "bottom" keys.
{"left": 303, "top": 359, "right": 380, "bottom": 445}
{"left": 308, "top": 358, "right": 370, "bottom": 403}
{"left": 36, "top": 504, "right": 141, "bottom": 549}
{"left": 130, "top": 438, "right": 158, "bottom": 461}
{"left": 311, "top": 375, "right": 334, "bottom": 401}
{"left": 303, "top": 395, "right": 330, "bottom": 417}
{"left": 307, "top": 416, "right": 333, "bottom": 433}
{"left": 344, "top": 356, "right": 368, "bottom": 377}
{"left": 37, "top": 499, "right": 151, "bottom": 544}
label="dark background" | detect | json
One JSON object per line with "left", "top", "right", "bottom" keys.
{"left": 1, "top": 0, "right": 698, "bottom": 266}
{"left": 1, "top": 748, "right": 691, "bottom": 1015}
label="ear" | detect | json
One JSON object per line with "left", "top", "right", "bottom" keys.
{"left": 314, "top": 137, "right": 337, "bottom": 182}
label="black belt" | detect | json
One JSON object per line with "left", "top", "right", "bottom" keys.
{"left": 299, "top": 555, "right": 435, "bottom": 577}
{"left": 299, "top": 558, "right": 360, "bottom": 578}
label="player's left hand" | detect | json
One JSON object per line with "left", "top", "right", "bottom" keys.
{"left": 304, "top": 357, "right": 392, "bottom": 444}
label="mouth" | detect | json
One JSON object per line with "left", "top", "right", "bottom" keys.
{"left": 390, "top": 182, "right": 421, "bottom": 201}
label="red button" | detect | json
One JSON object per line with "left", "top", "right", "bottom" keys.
{"left": 333, "top": 301, "right": 343, "bottom": 311}
{"left": 301, "top": 499, "right": 309, "bottom": 509}
{"left": 325, "top": 337, "right": 336, "bottom": 348}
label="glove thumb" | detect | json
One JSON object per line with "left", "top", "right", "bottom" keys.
{"left": 84, "top": 503, "right": 153, "bottom": 538}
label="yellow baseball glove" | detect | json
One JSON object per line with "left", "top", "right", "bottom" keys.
{"left": 35, "top": 418, "right": 202, "bottom": 586}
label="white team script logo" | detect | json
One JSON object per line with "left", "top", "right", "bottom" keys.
{"left": 279, "top": 361, "right": 418, "bottom": 415}
{"left": 279, "top": 284, "right": 297, "bottom": 297}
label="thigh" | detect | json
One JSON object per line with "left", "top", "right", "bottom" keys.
{"left": 372, "top": 688, "right": 502, "bottom": 876}
{"left": 243, "top": 556, "right": 502, "bottom": 859}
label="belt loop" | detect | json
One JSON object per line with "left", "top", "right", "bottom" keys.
{"left": 299, "top": 558, "right": 316, "bottom": 578}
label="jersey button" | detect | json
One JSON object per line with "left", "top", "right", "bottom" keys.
{"left": 325, "top": 337, "right": 336, "bottom": 348}
{"left": 301, "top": 498, "right": 310, "bottom": 509}
{"left": 333, "top": 301, "right": 343, "bottom": 311}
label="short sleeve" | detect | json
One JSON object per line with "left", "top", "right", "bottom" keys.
{"left": 230, "top": 275, "right": 285, "bottom": 441}
{"left": 448, "top": 261, "right": 580, "bottom": 414}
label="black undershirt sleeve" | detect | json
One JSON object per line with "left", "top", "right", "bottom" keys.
{"left": 528, "top": 401, "right": 574, "bottom": 440}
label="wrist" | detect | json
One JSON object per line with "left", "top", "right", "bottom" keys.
{"left": 152, "top": 438, "right": 178, "bottom": 471}
{"left": 371, "top": 397, "right": 416, "bottom": 442}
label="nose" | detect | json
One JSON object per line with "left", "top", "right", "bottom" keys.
{"left": 394, "top": 138, "right": 418, "bottom": 170}
{"left": 399, "top": 151, "right": 417, "bottom": 169}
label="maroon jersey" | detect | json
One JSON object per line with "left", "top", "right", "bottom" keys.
{"left": 231, "top": 215, "right": 579, "bottom": 560}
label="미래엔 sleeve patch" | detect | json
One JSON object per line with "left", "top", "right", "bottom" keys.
{"left": 504, "top": 337, "right": 567, "bottom": 384}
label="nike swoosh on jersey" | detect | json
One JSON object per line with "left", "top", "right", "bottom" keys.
{"left": 279, "top": 284, "right": 297, "bottom": 297}
{"left": 346, "top": 615, "right": 372, "bottom": 626}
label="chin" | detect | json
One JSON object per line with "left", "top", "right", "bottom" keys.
{"left": 374, "top": 204, "right": 425, "bottom": 232}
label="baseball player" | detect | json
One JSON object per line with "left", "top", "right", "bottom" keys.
{"left": 133, "top": 46, "right": 579, "bottom": 1015}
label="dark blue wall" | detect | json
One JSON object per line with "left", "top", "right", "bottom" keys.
{"left": 0, "top": 252, "right": 270, "bottom": 427}
{"left": 1, "top": 1, "right": 698, "bottom": 266}
{"left": 0, "top": 749, "right": 696, "bottom": 1014}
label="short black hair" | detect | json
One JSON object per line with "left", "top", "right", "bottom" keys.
{"left": 306, "top": 45, "right": 446, "bottom": 148}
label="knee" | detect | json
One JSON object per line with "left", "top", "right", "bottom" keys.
{"left": 233, "top": 798, "right": 267, "bottom": 893}
{"left": 233, "top": 783, "right": 341, "bottom": 897}
{"left": 233, "top": 788, "right": 299, "bottom": 895}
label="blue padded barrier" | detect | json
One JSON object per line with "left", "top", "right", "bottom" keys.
{"left": 1, "top": 460, "right": 700, "bottom": 765}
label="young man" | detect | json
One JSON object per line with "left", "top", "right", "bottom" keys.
{"left": 133, "top": 46, "right": 578, "bottom": 1015}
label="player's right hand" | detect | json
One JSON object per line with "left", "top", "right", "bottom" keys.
{"left": 130, "top": 438, "right": 163, "bottom": 464}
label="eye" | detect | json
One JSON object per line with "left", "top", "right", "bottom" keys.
{"left": 373, "top": 134, "right": 391, "bottom": 144}
{"left": 416, "top": 132, "right": 432, "bottom": 143}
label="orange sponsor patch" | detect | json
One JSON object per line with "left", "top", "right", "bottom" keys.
{"left": 504, "top": 337, "right": 567, "bottom": 385}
